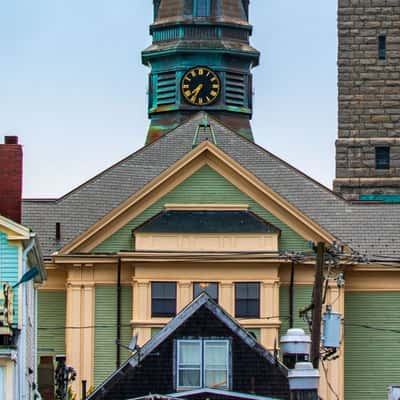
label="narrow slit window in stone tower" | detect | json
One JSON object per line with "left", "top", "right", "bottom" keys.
{"left": 378, "top": 35, "right": 387, "bottom": 60}
{"left": 375, "top": 146, "right": 390, "bottom": 170}
{"left": 194, "top": 0, "right": 211, "bottom": 17}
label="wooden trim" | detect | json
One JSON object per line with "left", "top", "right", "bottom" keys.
{"left": 0, "top": 215, "right": 30, "bottom": 240}
{"left": 163, "top": 203, "right": 249, "bottom": 211}
{"left": 53, "top": 256, "right": 118, "bottom": 265}
{"left": 61, "top": 141, "right": 336, "bottom": 254}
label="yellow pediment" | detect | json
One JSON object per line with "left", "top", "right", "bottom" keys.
{"left": 60, "top": 141, "right": 336, "bottom": 255}
{"left": 0, "top": 215, "right": 30, "bottom": 241}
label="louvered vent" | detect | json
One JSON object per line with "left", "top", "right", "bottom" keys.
{"left": 226, "top": 73, "right": 246, "bottom": 107}
{"left": 157, "top": 72, "right": 176, "bottom": 106}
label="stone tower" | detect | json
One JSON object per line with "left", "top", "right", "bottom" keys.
{"left": 334, "top": 0, "right": 400, "bottom": 201}
{"left": 142, "top": 0, "right": 259, "bottom": 144}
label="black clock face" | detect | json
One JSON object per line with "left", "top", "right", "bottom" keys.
{"left": 181, "top": 67, "right": 221, "bottom": 106}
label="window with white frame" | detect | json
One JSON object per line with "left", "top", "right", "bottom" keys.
{"left": 177, "top": 339, "right": 230, "bottom": 390}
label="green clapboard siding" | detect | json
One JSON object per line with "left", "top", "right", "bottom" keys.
{"left": 94, "top": 285, "right": 133, "bottom": 387}
{"left": 94, "top": 165, "right": 309, "bottom": 253}
{"left": 345, "top": 292, "right": 400, "bottom": 400}
{"left": 38, "top": 291, "right": 66, "bottom": 355}
{"left": 279, "top": 285, "right": 313, "bottom": 335}
{"left": 0, "top": 232, "right": 19, "bottom": 324}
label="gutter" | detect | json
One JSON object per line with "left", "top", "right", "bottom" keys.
{"left": 116, "top": 257, "right": 122, "bottom": 368}
{"left": 19, "top": 233, "right": 45, "bottom": 400}
{"left": 19, "top": 237, "right": 35, "bottom": 400}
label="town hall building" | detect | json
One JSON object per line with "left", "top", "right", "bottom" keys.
{"left": 20, "top": 1, "right": 400, "bottom": 399}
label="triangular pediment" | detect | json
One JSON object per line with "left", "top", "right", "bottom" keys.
{"left": 0, "top": 215, "right": 30, "bottom": 241}
{"left": 88, "top": 293, "right": 288, "bottom": 400}
{"left": 60, "top": 141, "right": 336, "bottom": 255}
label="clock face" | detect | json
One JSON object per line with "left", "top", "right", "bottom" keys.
{"left": 181, "top": 67, "right": 221, "bottom": 106}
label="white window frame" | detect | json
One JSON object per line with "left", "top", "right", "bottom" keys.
{"left": 176, "top": 339, "right": 230, "bottom": 390}
{"left": 203, "top": 340, "right": 230, "bottom": 389}
{"left": 177, "top": 340, "right": 203, "bottom": 390}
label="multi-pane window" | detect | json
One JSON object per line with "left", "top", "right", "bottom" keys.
{"left": 235, "top": 282, "right": 260, "bottom": 318}
{"left": 194, "top": 0, "right": 211, "bottom": 17}
{"left": 375, "top": 146, "right": 390, "bottom": 170}
{"left": 177, "top": 340, "right": 202, "bottom": 388}
{"left": 151, "top": 282, "right": 176, "bottom": 317}
{"left": 378, "top": 35, "right": 387, "bottom": 60}
{"left": 177, "top": 340, "right": 230, "bottom": 390}
{"left": 193, "top": 282, "right": 218, "bottom": 302}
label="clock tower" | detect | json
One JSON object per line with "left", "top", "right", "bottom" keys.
{"left": 142, "top": 0, "right": 260, "bottom": 144}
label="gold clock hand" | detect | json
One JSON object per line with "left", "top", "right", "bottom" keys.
{"left": 190, "top": 84, "right": 203, "bottom": 103}
{"left": 192, "top": 84, "right": 203, "bottom": 96}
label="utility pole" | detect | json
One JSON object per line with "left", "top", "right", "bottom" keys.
{"left": 310, "top": 242, "right": 325, "bottom": 369}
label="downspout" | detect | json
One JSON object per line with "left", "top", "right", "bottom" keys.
{"left": 289, "top": 261, "right": 295, "bottom": 329}
{"left": 20, "top": 237, "right": 36, "bottom": 400}
{"left": 34, "top": 283, "right": 39, "bottom": 398}
{"left": 116, "top": 257, "right": 122, "bottom": 369}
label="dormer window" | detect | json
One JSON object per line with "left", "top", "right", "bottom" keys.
{"left": 176, "top": 339, "right": 230, "bottom": 390}
{"left": 194, "top": 0, "right": 211, "bottom": 17}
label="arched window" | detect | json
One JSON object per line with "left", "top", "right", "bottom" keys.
{"left": 194, "top": 0, "right": 211, "bottom": 17}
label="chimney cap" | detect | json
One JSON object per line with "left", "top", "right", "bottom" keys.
{"left": 4, "top": 136, "right": 18, "bottom": 145}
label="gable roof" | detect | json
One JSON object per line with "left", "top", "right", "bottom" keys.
{"left": 0, "top": 214, "right": 46, "bottom": 282}
{"left": 22, "top": 112, "right": 400, "bottom": 260}
{"left": 88, "top": 292, "right": 288, "bottom": 400}
{"left": 0, "top": 214, "right": 31, "bottom": 240}
{"left": 58, "top": 139, "right": 335, "bottom": 254}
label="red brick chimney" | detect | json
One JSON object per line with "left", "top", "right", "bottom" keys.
{"left": 0, "top": 136, "right": 23, "bottom": 223}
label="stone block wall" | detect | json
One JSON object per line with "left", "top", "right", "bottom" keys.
{"left": 334, "top": 0, "right": 400, "bottom": 199}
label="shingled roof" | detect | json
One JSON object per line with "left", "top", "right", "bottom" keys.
{"left": 22, "top": 112, "right": 400, "bottom": 260}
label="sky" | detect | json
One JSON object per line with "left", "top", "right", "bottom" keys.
{"left": 0, "top": 1, "right": 338, "bottom": 198}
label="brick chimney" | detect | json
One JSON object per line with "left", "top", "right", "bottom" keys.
{"left": 0, "top": 136, "right": 23, "bottom": 223}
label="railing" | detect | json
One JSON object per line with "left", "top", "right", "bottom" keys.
{"left": 152, "top": 26, "right": 249, "bottom": 43}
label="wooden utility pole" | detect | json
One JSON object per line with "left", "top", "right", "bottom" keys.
{"left": 310, "top": 242, "right": 325, "bottom": 369}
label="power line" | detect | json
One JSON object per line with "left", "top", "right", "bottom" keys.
{"left": 321, "top": 360, "right": 340, "bottom": 400}
{"left": 38, "top": 315, "right": 291, "bottom": 331}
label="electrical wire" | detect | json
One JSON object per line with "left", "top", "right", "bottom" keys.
{"left": 344, "top": 323, "right": 400, "bottom": 335}
{"left": 37, "top": 315, "right": 291, "bottom": 331}
{"left": 321, "top": 360, "right": 340, "bottom": 400}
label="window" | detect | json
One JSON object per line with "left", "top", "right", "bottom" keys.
{"left": 375, "top": 146, "right": 390, "bottom": 170}
{"left": 194, "top": 0, "right": 211, "bottom": 17}
{"left": 193, "top": 282, "right": 218, "bottom": 302}
{"left": 378, "top": 35, "right": 387, "bottom": 60}
{"left": 235, "top": 282, "right": 260, "bottom": 318}
{"left": 177, "top": 340, "right": 230, "bottom": 390}
{"left": 151, "top": 282, "right": 176, "bottom": 317}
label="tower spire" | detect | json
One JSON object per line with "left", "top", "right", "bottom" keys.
{"left": 142, "top": 0, "right": 259, "bottom": 144}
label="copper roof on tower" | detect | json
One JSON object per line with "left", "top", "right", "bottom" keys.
{"left": 154, "top": 0, "right": 251, "bottom": 27}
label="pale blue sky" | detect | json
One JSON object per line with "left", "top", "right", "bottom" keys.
{"left": 0, "top": 1, "right": 337, "bottom": 198}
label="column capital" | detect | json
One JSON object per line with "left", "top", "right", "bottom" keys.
{"left": 220, "top": 281, "right": 233, "bottom": 287}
